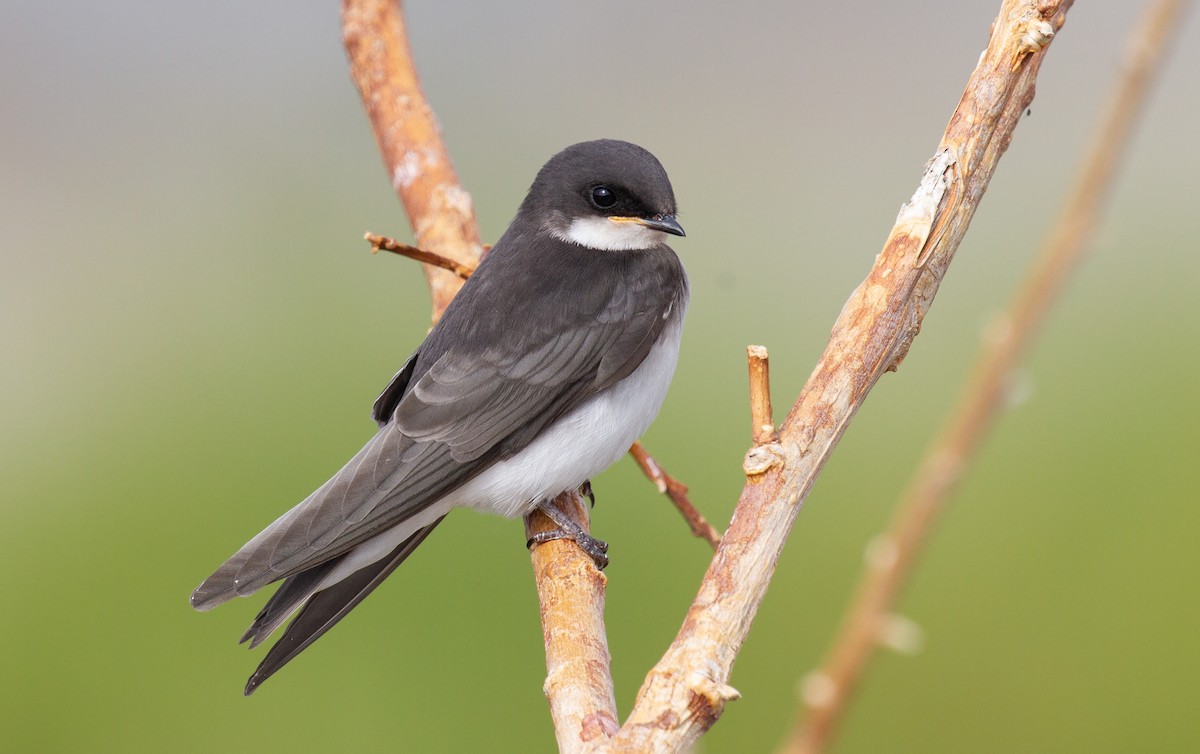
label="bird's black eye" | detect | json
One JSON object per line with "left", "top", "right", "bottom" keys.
{"left": 590, "top": 185, "right": 617, "bottom": 209}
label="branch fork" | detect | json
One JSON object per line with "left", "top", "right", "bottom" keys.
{"left": 338, "top": 0, "right": 1102, "bottom": 751}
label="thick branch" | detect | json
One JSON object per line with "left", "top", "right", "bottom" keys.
{"left": 342, "top": 0, "right": 483, "bottom": 320}
{"left": 526, "top": 494, "right": 621, "bottom": 753}
{"left": 597, "top": 3, "right": 1074, "bottom": 751}
{"left": 783, "top": 2, "right": 1191, "bottom": 752}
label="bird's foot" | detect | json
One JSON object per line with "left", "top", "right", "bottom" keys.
{"left": 528, "top": 500, "right": 609, "bottom": 569}
{"left": 527, "top": 529, "right": 609, "bottom": 569}
{"left": 580, "top": 479, "right": 595, "bottom": 508}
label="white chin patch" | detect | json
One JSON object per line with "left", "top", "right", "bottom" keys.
{"left": 554, "top": 216, "right": 666, "bottom": 251}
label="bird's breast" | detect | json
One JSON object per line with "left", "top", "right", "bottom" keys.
{"left": 445, "top": 303, "right": 687, "bottom": 518}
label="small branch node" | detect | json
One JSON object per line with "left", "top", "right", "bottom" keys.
{"left": 877, "top": 613, "right": 925, "bottom": 656}
{"left": 686, "top": 673, "right": 741, "bottom": 727}
{"left": 651, "top": 474, "right": 669, "bottom": 495}
{"left": 1012, "top": 15, "right": 1056, "bottom": 71}
{"left": 630, "top": 442, "right": 669, "bottom": 494}
{"left": 690, "top": 672, "right": 742, "bottom": 703}
{"left": 1005, "top": 368, "right": 1035, "bottom": 408}
{"left": 864, "top": 534, "right": 900, "bottom": 571}
{"left": 743, "top": 443, "right": 786, "bottom": 478}
{"left": 800, "top": 672, "right": 838, "bottom": 710}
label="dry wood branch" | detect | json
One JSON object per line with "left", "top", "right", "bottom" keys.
{"left": 364, "top": 232, "right": 476, "bottom": 279}
{"left": 781, "top": 2, "right": 1190, "bottom": 752}
{"left": 747, "top": 345, "right": 777, "bottom": 445}
{"left": 343, "top": 0, "right": 483, "bottom": 320}
{"left": 596, "top": 2, "right": 1074, "bottom": 751}
{"left": 629, "top": 442, "right": 721, "bottom": 550}
{"left": 526, "top": 493, "right": 620, "bottom": 753}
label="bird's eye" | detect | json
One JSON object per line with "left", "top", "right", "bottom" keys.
{"left": 590, "top": 185, "right": 617, "bottom": 209}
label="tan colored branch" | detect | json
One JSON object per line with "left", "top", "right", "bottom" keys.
{"left": 596, "top": 2, "right": 1074, "bottom": 751}
{"left": 364, "top": 232, "right": 476, "bottom": 280}
{"left": 747, "top": 345, "right": 777, "bottom": 445}
{"left": 525, "top": 494, "right": 621, "bottom": 753}
{"left": 782, "top": 2, "right": 1190, "bottom": 752}
{"left": 629, "top": 442, "right": 721, "bottom": 550}
{"left": 342, "top": 0, "right": 483, "bottom": 321}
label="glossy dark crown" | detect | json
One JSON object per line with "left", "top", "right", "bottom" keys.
{"left": 518, "top": 139, "right": 677, "bottom": 222}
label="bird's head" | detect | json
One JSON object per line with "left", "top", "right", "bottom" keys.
{"left": 521, "top": 139, "right": 685, "bottom": 252}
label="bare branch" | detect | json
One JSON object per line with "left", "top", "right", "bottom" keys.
{"left": 629, "top": 442, "right": 721, "bottom": 550}
{"left": 747, "top": 345, "right": 777, "bottom": 445}
{"left": 596, "top": 2, "right": 1075, "bottom": 751}
{"left": 364, "top": 232, "right": 476, "bottom": 280}
{"left": 781, "top": 2, "right": 1192, "bottom": 752}
{"left": 525, "top": 493, "right": 621, "bottom": 752}
{"left": 342, "top": 0, "right": 483, "bottom": 321}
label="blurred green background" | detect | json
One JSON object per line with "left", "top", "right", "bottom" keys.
{"left": 3, "top": 1, "right": 1198, "bottom": 752}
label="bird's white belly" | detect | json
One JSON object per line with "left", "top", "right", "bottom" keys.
{"left": 447, "top": 308, "right": 685, "bottom": 517}
{"left": 317, "top": 308, "right": 684, "bottom": 590}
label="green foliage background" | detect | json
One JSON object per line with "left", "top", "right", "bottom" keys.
{"left": 2, "top": 2, "right": 1198, "bottom": 752}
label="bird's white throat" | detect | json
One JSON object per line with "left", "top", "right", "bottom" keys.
{"left": 554, "top": 216, "right": 667, "bottom": 251}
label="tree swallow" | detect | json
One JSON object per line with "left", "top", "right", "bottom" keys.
{"left": 191, "top": 139, "right": 689, "bottom": 694}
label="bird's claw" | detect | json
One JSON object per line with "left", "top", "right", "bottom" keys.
{"left": 529, "top": 497, "right": 610, "bottom": 569}
{"left": 527, "top": 528, "right": 609, "bottom": 569}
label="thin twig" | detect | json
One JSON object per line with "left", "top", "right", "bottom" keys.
{"left": 598, "top": 3, "right": 1074, "bottom": 751}
{"left": 747, "top": 345, "right": 777, "bottom": 445}
{"left": 780, "top": 2, "right": 1191, "bottom": 753}
{"left": 629, "top": 442, "right": 721, "bottom": 550}
{"left": 364, "top": 232, "right": 476, "bottom": 279}
{"left": 343, "top": 0, "right": 483, "bottom": 321}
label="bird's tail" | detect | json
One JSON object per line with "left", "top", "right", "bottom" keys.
{"left": 242, "top": 517, "right": 445, "bottom": 695}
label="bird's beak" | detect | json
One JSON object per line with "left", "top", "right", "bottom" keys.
{"left": 612, "top": 214, "right": 686, "bottom": 237}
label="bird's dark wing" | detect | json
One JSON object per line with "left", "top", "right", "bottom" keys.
{"left": 190, "top": 244, "right": 685, "bottom": 610}
{"left": 371, "top": 351, "right": 419, "bottom": 427}
{"left": 242, "top": 516, "right": 445, "bottom": 696}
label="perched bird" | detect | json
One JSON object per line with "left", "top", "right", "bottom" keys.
{"left": 191, "top": 139, "right": 689, "bottom": 694}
